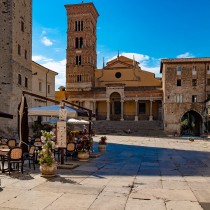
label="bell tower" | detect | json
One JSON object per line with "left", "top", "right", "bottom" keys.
{"left": 65, "top": 3, "right": 99, "bottom": 91}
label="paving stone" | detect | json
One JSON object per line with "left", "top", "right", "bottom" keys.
{"left": 125, "top": 198, "right": 166, "bottom": 210}
{"left": 162, "top": 180, "right": 190, "bottom": 190}
{"left": 0, "top": 190, "right": 62, "bottom": 210}
{"left": 45, "top": 193, "right": 97, "bottom": 210}
{"left": 166, "top": 201, "right": 203, "bottom": 210}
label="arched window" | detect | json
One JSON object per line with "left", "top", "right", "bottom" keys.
{"left": 80, "top": 37, "right": 83, "bottom": 48}
{"left": 75, "top": 37, "right": 79, "bottom": 48}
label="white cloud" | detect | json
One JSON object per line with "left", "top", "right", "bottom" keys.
{"left": 41, "top": 59, "right": 66, "bottom": 90}
{"left": 32, "top": 55, "right": 53, "bottom": 62}
{"left": 176, "top": 52, "right": 194, "bottom": 58}
{"left": 41, "top": 36, "right": 53, "bottom": 46}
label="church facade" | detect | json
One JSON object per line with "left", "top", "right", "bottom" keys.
{"left": 64, "top": 3, "right": 163, "bottom": 122}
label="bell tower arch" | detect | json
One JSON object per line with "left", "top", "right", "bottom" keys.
{"left": 65, "top": 3, "right": 99, "bottom": 91}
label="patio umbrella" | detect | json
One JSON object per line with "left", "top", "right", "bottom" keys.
{"left": 28, "top": 105, "right": 79, "bottom": 118}
{"left": 18, "top": 95, "right": 29, "bottom": 153}
{"left": 67, "top": 118, "right": 89, "bottom": 125}
{"left": 0, "top": 111, "right": 13, "bottom": 119}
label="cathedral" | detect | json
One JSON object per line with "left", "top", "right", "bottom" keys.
{"left": 63, "top": 3, "right": 163, "bottom": 122}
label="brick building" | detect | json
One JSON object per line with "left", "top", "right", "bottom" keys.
{"left": 0, "top": 0, "right": 32, "bottom": 136}
{"left": 63, "top": 2, "right": 163, "bottom": 121}
{"left": 161, "top": 58, "right": 210, "bottom": 136}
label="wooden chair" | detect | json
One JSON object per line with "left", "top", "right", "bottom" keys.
{"left": 7, "top": 147, "right": 23, "bottom": 175}
{"left": 0, "top": 145, "right": 9, "bottom": 171}
{"left": 1, "top": 138, "right": 8, "bottom": 145}
{"left": 65, "top": 143, "right": 77, "bottom": 161}
{"left": 7, "top": 139, "right": 16, "bottom": 148}
{"left": 23, "top": 145, "right": 35, "bottom": 170}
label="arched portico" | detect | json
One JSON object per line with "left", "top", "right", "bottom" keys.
{"left": 180, "top": 110, "right": 203, "bottom": 136}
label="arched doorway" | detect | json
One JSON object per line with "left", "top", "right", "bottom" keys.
{"left": 180, "top": 110, "right": 202, "bottom": 136}
{"left": 110, "top": 92, "right": 121, "bottom": 120}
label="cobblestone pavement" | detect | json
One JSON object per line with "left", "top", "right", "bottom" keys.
{"left": 1, "top": 135, "right": 210, "bottom": 210}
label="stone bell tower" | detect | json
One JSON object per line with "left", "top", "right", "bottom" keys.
{"left": 65, "top": 3, "right": 99, "bottom": 91}
{"left": 0, "top": 0, "right": 32, "bottom": 136}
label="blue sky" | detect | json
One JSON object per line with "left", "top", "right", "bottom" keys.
{"left": 32, "top": 0, "right": 210, "bottom": 90}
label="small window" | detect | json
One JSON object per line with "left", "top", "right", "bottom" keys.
{"left": 207, "top": 65, "right": 210, "bottom": 71}
{"left": 21, "top": 21, "right": 24, "bottom": 32}
{"left": 139, "top": 103, "right": 146, "bottom": 114}
{"left": 192, "top": 65, "right": 196, "bottom": 71}
{"left": 75, "top": 38, "right": 79, "bottom": 48}
{"left": 25, "top": 77, "right": 28, "bottom": 88}
{"left": 177, "top": 66, "right": 182, "bottom": 72}
{"left": 25, "top": 50, "right": 27, "bottom": 59}
{"left": 192, "top": 95, "right": 197, "bottom": 103}
{"left": 174, "top": 94, "right": 183, "bottom": 103}
{"left": 77, "top": 75, "right": 82, "bottom": 82}
{"left": 81, "top": 21, "right": 83, "bottom": 31}
{"left": 18, "top": 44, "right": 21, "bottom": 55}
{"left": 80, "top": 37, "right": 83, "bottom": 48}
{"left": 18, "top": 74, "right": 21, "bottom": 85}
{"left": 115, "top": 72, "right": 121, "bottom": 79}
{"left": 207, "top": 94, "right": 210, "bottom": 100}
{"left": 39, "top": 82, "right": 42, "bottom": 91}
{"left": 47, "top": 84, "right": 50, "bottom": 94}
{"left": 192, "top": 79, "right": 197, "bottom": 86}
{"left": 207, "top": 79, "right": 210, "bottom": 85}
{"left": 177, "top": 79, "right": 181, "bottom": 86}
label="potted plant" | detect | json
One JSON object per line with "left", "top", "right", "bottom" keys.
{"left": 98, "top": 136, "right": 107, "bottom": 152}
{"left": 76, "top": 135, "right": 91, "bottom": 161}
{"left": 39, "top": 130, "right": 57, "bottom": 177}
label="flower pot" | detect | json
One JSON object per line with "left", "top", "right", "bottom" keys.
{"left": 40, "top": 163, "right": 57, "bottom": 177}
{"left": 77, "top": 152, "right": 89, "bottom": 161}
{"left": 98, "top": 144, "right": 106, "bottom": 153}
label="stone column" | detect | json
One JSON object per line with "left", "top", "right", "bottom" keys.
{"left": 149, "top": 99, "right": 153, "bottom": 121}
{"left": 120, "top": 100, "right": 124, "bottom": 121}
{"left": 135, "top": 99, "right": 138, "bottom": 121}
{"left": 106, "top": 100, "right": 110, "bottom": 120}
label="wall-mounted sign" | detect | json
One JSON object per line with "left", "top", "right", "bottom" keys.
{"left": 57, "top": 121, "right": 67, "bottom": 148}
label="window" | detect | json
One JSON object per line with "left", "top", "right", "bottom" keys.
{"left": 192, "top": 65, "right": 196, "bottom": 71}
{"left": 18, "top": 74, "right": 21, "bottom": 85}
{"left": 47, "top": 84, "right": 50, "bottom": 94}
{"left": 21, "top": 21, "right": 24, "bottom": 32}
{"left": 174, "top": 94, "right": 183, "bottom": 103}
{"left": 77, "top": 75, "right": 82, "bottom": 82}
{"left": 25, "top": 77, "right": 28, "bottom": 88}
{"left": 75, "top": 21, "right": 83, "bottom": 31}
{"left": 207, "top": 65, "right": 210, "bottom": 71}
{"left": 207, "top": 94, "right": 210, "bottom": 100}
{"left": 76, "top": 56, "right": 81, "bottom": 65}
{"left": 18, "top": 44, "right": 21, "bottom": 55}
{"left": 81, "top": 21, "right": 83, "bottom": 31}
{"left": 25, "top": 50, "right": 27, "bottom": 59}
{"left": 192, "top": 79, "right": 197, "bottom": 86}
{"left": 75, "top": 38, "right": 79, "bottom": 48}
{"left": 139, "top": 103, "right": 146, "bottom": 114}
{"left": 207, "top": 79, "right": 210, "bottom": 85}
{"left": 115, "top": 72, "right": 121, "bottom": 79}
{"left": 176, "top": 66, "right": 182, "bottom": 74}
{"left": 177, "top": 79, "right": 181, "bottom": 86}
{"left": 192, "top": 95, "right": 197, "bottom": 103}
{"left": 80, "top": 37, "right": 83, "bottom": 48}
{"left": 39, "top": 82, "right": 42, "bottom": 91}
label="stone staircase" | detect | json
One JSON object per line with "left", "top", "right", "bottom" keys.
{"left": 92, "top": 120, "right": 167, "bottom": 137}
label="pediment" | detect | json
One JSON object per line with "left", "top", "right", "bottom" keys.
{"left": 104, "top": 60, "right": 133, "bottom": 70}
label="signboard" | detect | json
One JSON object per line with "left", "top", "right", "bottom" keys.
{"left": 56, "top": 121, "right": 67, "bottom": 148}
{"left": 59, "top": 108, "right": 67, "bottom": 121}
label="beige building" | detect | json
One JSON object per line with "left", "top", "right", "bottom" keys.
{"left": 161, "top": 58, "right": 210, "bottom": 136}
{"left": 62, "top": 2, "right": 163, "bottom": 122}
{"left": 0, "top": 0, "right": 32, "bottom": 136}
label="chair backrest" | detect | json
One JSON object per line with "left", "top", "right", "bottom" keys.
{"left": 9, "top": 147, "right": 23, "bottom": 160}
{"left": 0, "top": 144, "right": 9, "bottom": 149}
{"left": 1, "top": 138, "right": 8, "bottom": 144}
{"left": 34, "top": 141, "right": 42, "bottom": 147}
{"left": 67, "top": 143, "right": 75, "bottom": 151}
{"left": 34, "top": 138, "right": 41, "bottom": 142}
{"left": 29, "top": 145, "right": 35, "bottom": 156}
{"left": 8, "top": 139, "right": 16, "bottom": 148}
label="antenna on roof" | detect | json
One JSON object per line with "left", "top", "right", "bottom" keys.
{"left": 117, "top": 50, "right": 119, "bottom": 60}
{"left": 82, "top": 1, "right": 84, "bottom": 3}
